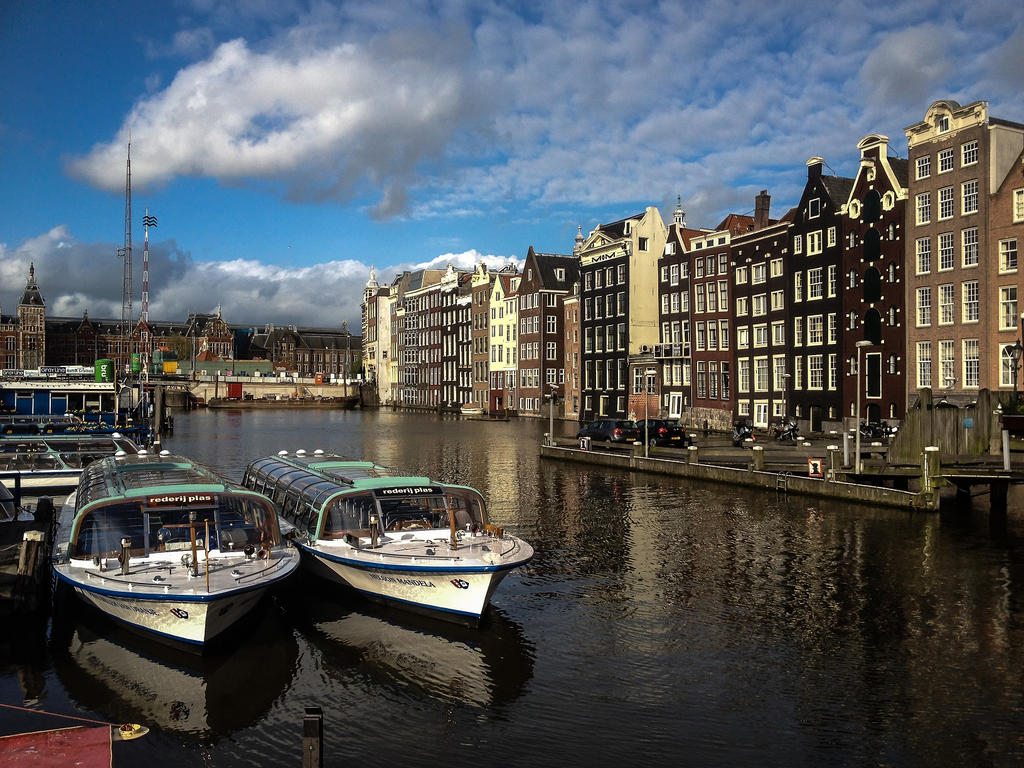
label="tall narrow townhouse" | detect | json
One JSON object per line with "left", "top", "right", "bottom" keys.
{"left": 563, "top": 278, "right": 581, "bottom": 420}
{"left": 361, "top": 268, "right": 392, "bottom": 401}
{"left": 578, "top": 207, "right": 668, "bottom": 421}
{"left": 842, "top": 135, "right": 909, "bottom": 423}
{"left": 489, "top": 270, "right": 520, "bottom": 413}
{"left": 391, "top": 269, "right": 445, "bottom": 407}
{"left": 656, "top": 199, "right": 705, "bottom": 421}
{"left": 733, "top": 192, "right": 792, "bottom": 430}
{"left": 905, "top": 100, "right": 1024, "bottom": 405}
{"left": 456, "top": 275, "right": 474, "bottom": 407}
{"left": 687, "top": 226, "right": 736, "bottom": 431}
{"left": 788, "top": 159, "right": 854, "bottom": 430}
{"left": 470, "top": 263, "right": 497, "bottom": 411}
{"left": 516, "top": 249, "right": 578, "bottom": 415}
{"left": 440, "top": 265, "right": 465, "bottom": 408}
{"left": 990, "top": 138, "right": 1024, "bottom": 392}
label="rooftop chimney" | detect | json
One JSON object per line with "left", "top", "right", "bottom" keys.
{"left": 806, "top": 156, "right": 824, "bottom": 179}
{"left": 754, "top": 190, "right": 771, "bottom": 230}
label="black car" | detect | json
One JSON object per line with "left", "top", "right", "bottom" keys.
{"left": 634, "top": 419, "right": 690, "bottom": 447}
{"left": 576, "top": 419, "right": 640, "bottom": 444}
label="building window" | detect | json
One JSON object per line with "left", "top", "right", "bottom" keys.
{"left": 916, "top": 192, "right": 931, "bottom": 225}
{"left": 916, "top": 286, "right": 931, "bottom": 327}
{"left": 734, "top": 265, "right": 747, "bottom": 284}
{"left": 828, "top": 265, "right": 837, "bottom": 297}
{"left": 963, "top": 339, "right": 980, "bottom": 388}
{"left": 938, "top": 147, "right": 954, "bottom": 172}
{"left": 938, "top": 232, "right": 954, "bottom": 271}
{"left": 1000, "top": 286, "right": 1018, "bottom": 331}
{"left": 827, "top": 227, "right": 837, "bottom": 248}
{"left": 638, "top": 237, "right": 648, "bottom": 251}
{"left": 752, "top": 294, "right": 767, "bottom": 316}
{"left": 738, "top": 359, "right": 750, "bottom": 393}
{"left": 807, "top": 268, "right": 823, "bottom": 300}
{"left": 916, "top": 155, "right": 931, "bottom": 179}
{"left": 917, "top": 341, "right": 932, "bottom": 388}
{"left": 807, "top": 315, "right": 824, "bottom": 346}
{"left": 1000, "top": 239, "right": 1019, "bottom": 272}
{"left": 736, "top": 296, "right": 749, "bottom": 316}
{"left": 938, "top": 283, "right": 955, "bottom": 325}
{"left": 770, "top": 258, "right": 783, "bottom": 278}
{"left": 915, "top": 237, "right": 931, "bottom": 274}
{"left": 719, "top": 320, "right": 729, "bottom": 349}
{"left": 962, "top": 179, "right": 979, "bottom": 215}
{"left": 772, "top": 321, "right": 785, "bottom": 346}
{"left": 1015, "top": 189, "right": 1024, "bottom": 223}
{"left": 961, "top": 140, "right": 978, "bottom": 166}
{"left": 807, "top": 231, "right": 823, "bottom": 255}
{"left": 938, "top": 186, "right": 954, "bottom": 220}
{"left": 938, "top": 340, "right": 955, "bottom": 390}
{"left": 962, "top": 281, "right": 979, "bottom": 323}
{"left": 770, "top": 290, "right": 785, "bottom": 311}
{"left": 752, "top": 264, "right": 766, "bottom": 284}
{"left": 794, "top": 271, "right": 803, "bottom": 302}
{"left": 808, "top": 355, "right": 823, "bottom": 389}
{"left": 754, "top": 358, "right": 769, "bottom": 392}
{"left": 808, "top": 198, "right": 821, "bottom": 218}
{"left": 794, "top": 235, "right": 803, "bottom": 254}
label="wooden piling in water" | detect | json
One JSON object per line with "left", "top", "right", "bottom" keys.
{"left": 302, "top": 706, "right": 323, "bottom": 768}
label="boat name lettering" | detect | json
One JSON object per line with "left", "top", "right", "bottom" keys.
{"left": 368, "top": 573, "right": 436, "bottom": 588}
{"left": 1, "top": 369, "right": 25, "bottom": 378}
{"left": 373, "top": 486, "right": 442, "bottom": 497}
{"left": 93, "top": 594, "right": 159, "bottom": 616}
{"left": 146, "top": 493, "right": 216, "bottom": 507}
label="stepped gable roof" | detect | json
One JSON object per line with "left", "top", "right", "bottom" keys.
{"left": 19, "top": 264, "right": 44, "bottom": 307}
{"left": 889, "top": 157, "right": 909, "bottom": 187}
{"left": 597, "top": 212, "right": 647, "bottom": 239}
{"left": 533, "top": 252, "right": 579, "bottom": 290}
{"left": 820, "top": 174, "right": 856, "bottom": 205}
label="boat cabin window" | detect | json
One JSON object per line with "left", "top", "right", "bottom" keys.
{"left": 322, "top": 493, "right": 377, "bottom": 538}
{"left": 71, "top": 494, "right": 280, "bottom": 559}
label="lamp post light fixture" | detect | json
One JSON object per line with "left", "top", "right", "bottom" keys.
{"left": 644, "top": 367, "right": 658, "bottom": 458}
{"left": 854, "top": 340, "right": 873, "bottom": 476}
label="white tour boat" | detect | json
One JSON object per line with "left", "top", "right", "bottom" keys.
{"left": 242, "top": 452, "right": 534, "bottom": 625}
{"left": 52, "top": 452, "right": 300, "bottom": 646}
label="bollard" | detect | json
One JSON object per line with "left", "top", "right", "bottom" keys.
{"left": 302, "top": 706, "right": 324, "bottom": 768}
{"left": 751, "top": 445, "right": 765, "bottom": 471}
{"left": 120, "top": 538, "right": 131, "bottom": 575}
{"left": 633, "top": 441, "right": 644, "bottom": 458}
{"left": 1003, "top": 429, "right": 1011, "bottom": 472}
{"left": 922, "top": 446, "right": 941, "bottom": 493}
{"left": 843, "top": 432, "right": 851, "bottom": 468}
{"left": 826, "top": 445, "right": 839, "bottom": 481}
{"left": 687, "top": 445, "right": 699, "bottom": 464}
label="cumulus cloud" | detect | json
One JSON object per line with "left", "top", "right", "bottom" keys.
{"left": 0, "top": 229, "right": 515, "bottom": 330}
{"left": 62, "top": 0, "right": 1024, "bottom": 234}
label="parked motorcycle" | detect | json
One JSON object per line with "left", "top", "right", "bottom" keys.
{"left": 770, "top": 415, "right": 800, "bottom": 442}
{"left": 859, "top": 420, "right": 898, "bottom": 440}
{"left": 732, "top": 419, "right": 755, "bottom": 447}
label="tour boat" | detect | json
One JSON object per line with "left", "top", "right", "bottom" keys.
{"left": 242, "top": 451, "right": 534, "bottom": 624}
{"left": 0, "top": 432, "right": 140, "bottom": 491}
{"left": 52, "top": 452, "right": 300, "bottom": 646}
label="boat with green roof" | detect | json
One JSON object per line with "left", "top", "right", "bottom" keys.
{"left": 242, "top": 451, "right": 534, "bottom": 625}
{"left": 52, "top": 451, "right": 300, "bottom": 646}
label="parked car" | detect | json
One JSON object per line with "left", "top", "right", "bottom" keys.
{"left": 634, "top": 419, "right": 690, "bottom": 447}
{"left": 576, "top": 419, "right": 640, "bottom": 444}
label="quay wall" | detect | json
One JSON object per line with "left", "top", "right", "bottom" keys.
{"left": 540, "top": 445, "right": 936, "bottom": 511}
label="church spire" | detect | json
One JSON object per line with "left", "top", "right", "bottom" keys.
{"left": 673, "top": 195, "right": 685, "bottom": 226}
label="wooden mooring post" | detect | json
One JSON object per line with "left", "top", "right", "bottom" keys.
{"left": 302, "top": 706, "right": 323, "bottom": 768}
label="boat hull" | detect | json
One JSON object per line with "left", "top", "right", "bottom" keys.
{"left": 299, "top": 543, "right": 524, "bottom": 624}
{"left": 53, "top": 568, "right": 278, "bottom": 645}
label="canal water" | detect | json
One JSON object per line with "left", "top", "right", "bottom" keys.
{"left": 3, "top": 409, "right": 1024, "bottom": 766}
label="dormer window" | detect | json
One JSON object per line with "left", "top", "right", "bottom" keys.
{"left": 624, "top": 221, "right": 631, "bottom": 236}
{"left": 937, "top": 114, "right": 950, "bottom": 133}
{"left": 555, "top": 268, "right": 565, "bottom": 281}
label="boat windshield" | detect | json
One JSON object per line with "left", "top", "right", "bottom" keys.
{"left": 320, "top": 488, "right": 487, "bottom": 538}
{"left": 70, "top": 493, "right": 280, "bottom": 560}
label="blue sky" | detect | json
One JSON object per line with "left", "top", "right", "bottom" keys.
{"left": 2, "top": 0, "right": 1023, "bottom": 329}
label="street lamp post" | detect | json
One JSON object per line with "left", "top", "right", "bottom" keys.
{"left": 854, "top": 340, "right": 873, "bottom": 476}
{"left": 644, "top": 367, "right": 657, "bottom": 458}
{"left": 780, "top": 372, "right": 791, "bottom": 425}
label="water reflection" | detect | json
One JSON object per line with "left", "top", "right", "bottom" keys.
{"left": 287, "top": 580, "right": 534, "bottom": 709}
{"left": 49, "top": 596, "right": 298, "bottom": 740}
